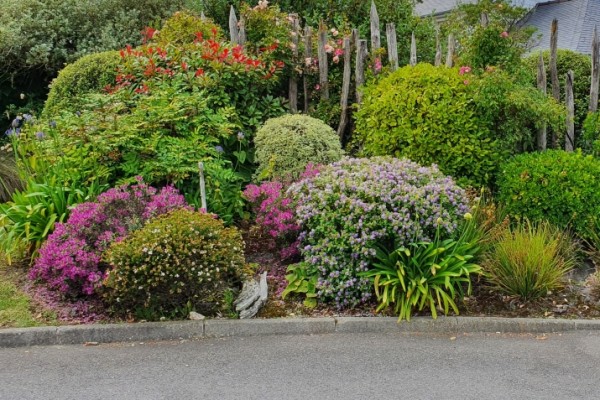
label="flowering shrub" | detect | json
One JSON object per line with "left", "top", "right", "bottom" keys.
{"left": 103, "top": 209, "right": 245, "bottom": 319}
{"left": 289, "top": 157, "right": 469, "bottom": 308}
{"left": 29, "top": 180, "right": 188, "bottom": 298}
{"left": 254, "top": 114, "right": 343, "bottom": 181}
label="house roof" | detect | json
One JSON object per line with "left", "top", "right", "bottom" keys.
{"left": 414, "top": 0, "right": 538, "bottom": 17}
{"left": 523, "top": 0, "right": 600, "bottom": 54}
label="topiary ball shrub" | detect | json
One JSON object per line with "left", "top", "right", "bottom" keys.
{"left": 497, "top": 150, "right": 600, "bottom": 239}
{"left": 102, "top": 209, "right": 245, "bottom": 319}
{"left": 254, "top": 114, "right": 343, "bottom": 181}
{"left": 43, "top": 51, "right": 121, "bottom": 116}
{"left": 154, "top": 11, "right": 224, "bottom": 45}
{"left": 29, "top": 180, "right": 188, "bottom": 298}
{"left": 289, "top": 157, "right": 470, "bottom": 308}
{"left": 353, "top": 63, "right": 499, "bottom": 187}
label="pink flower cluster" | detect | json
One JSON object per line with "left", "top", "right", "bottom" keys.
{"left": 29, "top": 180, "right": 188, "bottom": 298}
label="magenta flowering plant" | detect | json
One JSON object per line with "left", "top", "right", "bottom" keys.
{"left": 288, "top": 157, "right": 470, "bottom": 309}
{"left": 29, "top": 179, "right": 189, "bottom": 298}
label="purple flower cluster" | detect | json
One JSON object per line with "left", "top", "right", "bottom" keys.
{"left": 29, "top": 180, "right": 188, "bottom": 298}
{"left": 289, "top": 157, "right": 469, "bottom": 309}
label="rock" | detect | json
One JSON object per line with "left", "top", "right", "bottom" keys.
{"left": 235, "top": 279, "right": 261, "bottom": 312}
{"left": 189, "top": 311, "right": 206, "bottom": 321}
{"left": 236, "top": 272, "right": 269, "bottom": 319}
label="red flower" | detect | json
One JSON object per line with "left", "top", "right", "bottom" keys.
{"left": 181, "top": 61, "right": 188, "bottom": 71}
{"left": 194, "top": 32, "right": 204, "bottom": 43}
{"left": 195, "top": 68, "right": 205, "bottom": 77}
{"left": 141, "top": 27, "right": 157, "bottom": 43}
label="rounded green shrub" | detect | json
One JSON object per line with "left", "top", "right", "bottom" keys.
{"left": 254, "top": 114, "right": 343, "bottom": 181}
{"left": 43, "top": 51, "right": 121, "bottom": 116}
{"left": 353, "top": 63, "right": 499, "bottom": 187}
{"left": 102, "top": 209, "right": 245, "bottom": 319}
{"left": 523, "top": 49, "right": 593, "bottom": 139}
{"left": 154, "top": 11, "right": 223, "bottom": 45}
{"left": 497, "top": 150, "right": 600, "bottom": 239}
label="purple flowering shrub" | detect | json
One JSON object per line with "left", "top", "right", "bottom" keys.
{"left": 29, "top": 179, "right": 188, "bottom": 298}
{"left": 289, "top": 157, "right": 470, "bottom": 308}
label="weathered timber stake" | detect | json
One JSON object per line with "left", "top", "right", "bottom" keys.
{"left": 229, "top": 6, "right": 239, "bottom": 45}
{"left": 289, "top": 14, "right": 300, "bottom": 113}
{"left": 355, "top": 39, "right": 368, "bottom": 104}
{"left": 370, "top": 1, "right": 380, "bottom": 53}
{"left": 303, "top": 26, "right": 312, "bottom": 113}
{"left": 239, "top": 17, "right": 246, "bottom": 45}
{"left": 566, "top": 70, "right": 575, "bottom": 152}
{"left": 410, "top": 32, "right": 417, "bottom": 66}
{"left": 317, "top": 22, "right": 329, "bottom": 100}
{"left": 446, "top": 34, "right": 455, "bottom": 68}
{"left": 537, "top": 51, "right": 547, "bottom": 151}
{"left": 338, "top": 37, "right": 352, "bottom": 139}
{"left": 435, "top": 29, "right": 442, "bottom": 67}
{"left": 591, "top": 26, "right": 599, "bottom": 112}
{"left": 550, "top": 18, "right": 559, "bottom": 148}
{"left": 386, "top": 23, "right": 399, "bottom": 71}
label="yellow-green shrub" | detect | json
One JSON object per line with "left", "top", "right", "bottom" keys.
{"left": 154, "top": 11, "right": 223, "bottom": 45}
{"left": 353, "top": 63, "right": 499, "bottom": 187}
{"left": 102, "top": 209, "right": 245, "bottom": 319}
{"left": 254, "top": 114, "right": 343, "bottom": 181}
{"left": 43, "top": 51, "right": 120, "bottom": 116}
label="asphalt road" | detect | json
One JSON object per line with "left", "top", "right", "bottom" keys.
{"left": 1, "top": 331, "right": 599, "bottom": 400}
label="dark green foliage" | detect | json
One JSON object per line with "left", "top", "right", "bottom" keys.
{"left": 43, "top": 51, "right": 121, "bottom": 116}
{"left": 103, "top": 209, "right": 245, "bottom": 320}
{"left": 582, "top": 111, "right": 600, "bottom": 155}
{"left": 354, "top": 63, "right": 500, "bottom": 187}
{"left": 497, "top": 150, "right": 600, "bottom": 239}
{"left": 0, "top": 150, "right": 23, "bottom": 203}
{"left": 523, "top": 49, "right": 594, "bottom": 142}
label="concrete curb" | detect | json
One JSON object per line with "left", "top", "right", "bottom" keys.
{"left": 1, "top": 316, "right": 599, "bottom": 348}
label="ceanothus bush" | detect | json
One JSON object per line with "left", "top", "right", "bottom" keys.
{"left": 289, "top": 157, "right": 469, "bottom": 308}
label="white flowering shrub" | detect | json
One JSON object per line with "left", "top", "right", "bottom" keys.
{"left": 289, "top": 157, "right": 470, "bottom": 309}
{"left": 102, "top": 209, "right": 245, "bottom": 319}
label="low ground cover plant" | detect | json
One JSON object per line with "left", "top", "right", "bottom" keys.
{"left": 29, "top": 180, "right": 188, "bottom": 298}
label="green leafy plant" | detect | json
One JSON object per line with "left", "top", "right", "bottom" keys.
{"left": 0, "top": 179, "right": 103, "bottom": 263}
{"left": 42, "top": 51, "right": 121, "bottom": 117}
{"left": 582, "top": 111, "right": 600, "bottom": 156}
{"left": 497, "top": 150, "right": 600, "bottom": 240}
{"left": 254, "top": 114, "right": 343, "bottom": 181}
{"left": 362, "top": 222, "right": 481, "bottom": 321}
{"left": 281, "top": 262, "right": 318, "bottom": 308}
{"left": 483, "top": 220, "right": 578, "bottom": 301}
{"left": 354, "top": 63, "right": 500, "bottom": 186}
{"left": 102, "top": 209, "right": 245, "bottom": 320}
{"left": 0, "top": 149, "right": 23, "bottom": 203}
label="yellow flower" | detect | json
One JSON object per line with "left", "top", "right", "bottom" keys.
{"left": 464, "top": 212, "right": 473, "bottom": 221}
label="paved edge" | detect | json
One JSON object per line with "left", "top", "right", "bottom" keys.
{"left": 1, "top": 316, "right": 599, "bottom": 348}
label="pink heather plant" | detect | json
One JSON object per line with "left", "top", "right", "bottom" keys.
{"left": 243, "top": 164, "right": 322, "bottom": 259}
{"left": 29, "top": 179, "right": 188, "bottom": 298}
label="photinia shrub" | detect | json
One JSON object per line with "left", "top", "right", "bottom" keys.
{"left": 289, "top": 157, "right": 470, "bottom": 308}
{"left": 29, "top": 180, "right": 188, "bottom": 298}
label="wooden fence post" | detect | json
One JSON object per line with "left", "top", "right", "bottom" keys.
{"left": 317, "top": 22, "right": 329, "bottom": 100}
{"left": 480, "top": 12, "right": 489, "bottom": 28}
{"left": 288, "top": 14, "right": 300, "bottom": 113}
{"left": 591, "top": 27, "right": 599, "bottom": 113}
{"left": 201, "top": 12, "right": 206, "bottom": 21}
{"left": 565, "top": 70, "right": 575, "bottom": 152}
{"left": 355, "top": 39, "right": 368, "bottom": 104}
{"left": 386, "top": 23, "right": 398, "bottom": 72}
{"left": 550, "top": 19, "right": 560, "bottom": 148}
{"left": 370, "top": 1, "right": 380, "bottom": 53}
{"left": 446, "top": 34, "right": 455, "bottom": 68}
{"left": 537, "top": 52, "right": 547, "bottom": 151}
{"left": 337, "top": 37, "right": 352, "bottom": 139}
{"left": 410, "top": 32, "right": 417, "bottom": 66}
{"left": 239, "top": 17, "right": 247, "bottom": 45}
{"left": 303, "top": 26, "right": 312, "bottom": 113}
{"left": 229, "top": 6, "right": 239, "bottom": 45}
{"left": 435, "top": 29, "right": 442, "bottom": 67}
